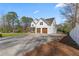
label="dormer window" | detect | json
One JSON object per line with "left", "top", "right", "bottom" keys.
{"left": 40, "top": 22, "right": 43, "bottom": 25}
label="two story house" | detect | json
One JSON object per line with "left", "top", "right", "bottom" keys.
{"left": 31, "top": 18, "right": 57, "bottom": 34}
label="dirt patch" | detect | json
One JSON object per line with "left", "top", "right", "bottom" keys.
{"left": 59, "top": 36, "right": 79, "bottom": 49}
{"left": 23, "top": 41, "right": 79, "bottom": 56}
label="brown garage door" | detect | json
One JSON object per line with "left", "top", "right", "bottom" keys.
{"left": 37, "top": 28, "right": 41, "bottom": 33}
{"left": 42, "top": 28, "right": 47, "bottom": 33}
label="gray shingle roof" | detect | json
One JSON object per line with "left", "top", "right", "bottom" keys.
{"left": 33, "top": 18, "right": 55, "bottom": 26}
{"left": 41, "top": 18, "right": 55, "bottom": 26}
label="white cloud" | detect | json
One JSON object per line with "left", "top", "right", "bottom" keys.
{"left": 55, "top": 3, "right": 66, "bottom": 8}
{"left": 63, "top": 19, "right": 67, "bottom": 21}
{"left": 33, "top": 10, "right": 39, "bottom": 14}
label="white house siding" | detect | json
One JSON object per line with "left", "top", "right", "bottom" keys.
{"left": 48, "top": 26, "right": 52, "bottom": 34}
{"left": 31, "top": 22, "right": 36, "bottom": 27}
{"left": 48, "top": 20, "right": 57, "bottom": 34}
{"left": 48, "top": 26, "right": 57, "bottom": 34}
{"left": 35, "top": 19, "right": 48, "bottom": 28}
{"left": 35, "top": 19, "right": 48, "bottom": 34}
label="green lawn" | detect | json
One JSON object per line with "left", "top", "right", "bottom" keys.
{"left": 1, "top": 33, "right": 28, "bottom": 37}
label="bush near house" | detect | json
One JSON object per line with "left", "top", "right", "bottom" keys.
{"left": 26, "top": 27, "right": 30, "bottom": 32}
{"left": 57, "top": 24, "right": 71, "bottom": 34}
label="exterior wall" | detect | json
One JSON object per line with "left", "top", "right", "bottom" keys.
{"left": 48, "top": 26, "right": 54, "bottom": 34}
{"left": 31, "top": 22, "right": 36, "bottom": 33}
{"left": 31, "top": 22, "right": 36, "bottom": 27}
{"left": 35, "top": 19, "right": 48, "bottom": 28}
{"left": 48, "top": 20, "right": 57, "bottom": 34}
{"left": 48, "top": 26, "right": 57, "bottom": 34}
{"left": 35, "top": 19, "right": 48, "bottom": 34}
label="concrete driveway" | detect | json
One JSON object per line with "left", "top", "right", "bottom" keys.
{"left": 0, "top": 34, "right": 43, "bottom": 56}
{"left": 0, "top": 33, "right": 65, "bottom": 56}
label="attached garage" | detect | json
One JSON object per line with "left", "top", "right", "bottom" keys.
{"left": 37, "top": 28, "right": 41, "bottom": 33}
{"left": 42, "top": 28, "right": 47, "bottom": 33}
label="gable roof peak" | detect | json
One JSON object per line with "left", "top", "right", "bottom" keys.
{"left": 31, "top": 17, "right": 56, "bottom": 26}
{"left": 40, "top": 18, "right": 55, "bottom": 26}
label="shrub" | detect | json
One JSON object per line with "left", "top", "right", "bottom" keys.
{"left": 0, "top": 34, "right": 2, "bottom": 37}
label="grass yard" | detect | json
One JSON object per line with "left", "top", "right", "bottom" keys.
{"left": 1, "top": 33, "right": 28, "bottom": 37}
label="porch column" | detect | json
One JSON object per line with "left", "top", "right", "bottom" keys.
{"left": 41, "top": 28, "right": 42, "bottom": 34}
{"left": 35, "top": 28, "right": 37, "bottom": 34}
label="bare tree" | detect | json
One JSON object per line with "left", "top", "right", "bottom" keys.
{"left": 60, "top": 3, "right": 79, "bottom": 29}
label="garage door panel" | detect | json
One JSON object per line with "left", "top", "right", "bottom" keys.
{"left": 37, "top": 28, "right": 41, "bottom": 33}
{"left": 42, "top": 28, "right": 47, "bottom": 33}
